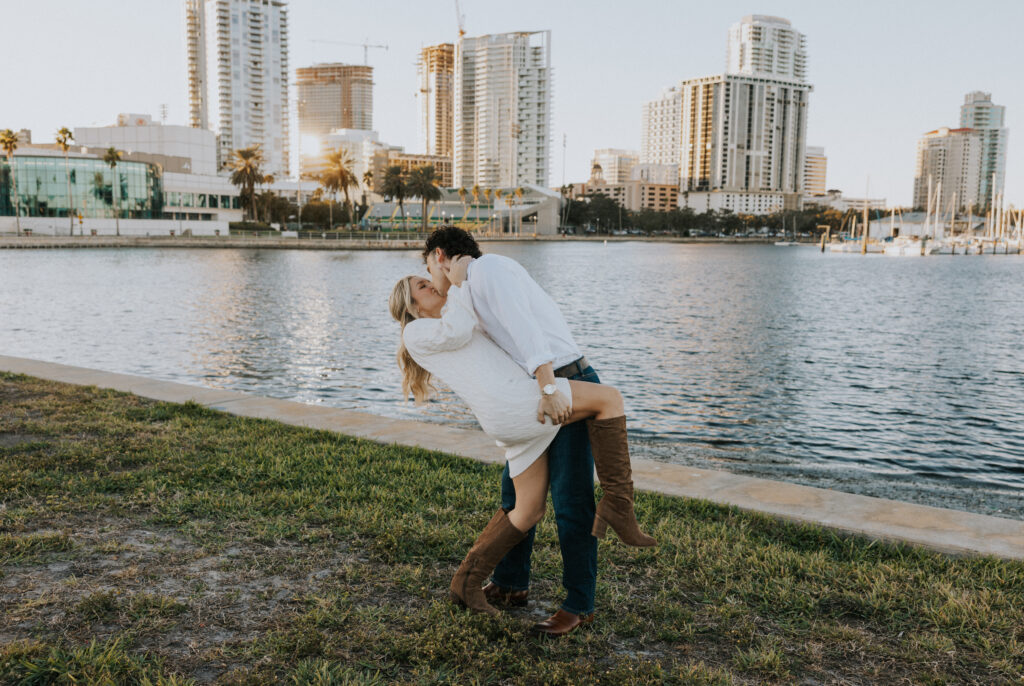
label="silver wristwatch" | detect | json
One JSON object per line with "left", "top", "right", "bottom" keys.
{"left": 542, "top": 383, "right": 558, "bottom": 396}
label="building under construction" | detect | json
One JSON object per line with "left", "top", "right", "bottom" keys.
{"left": 418, "top": 44, "right": 455, "bottom": 160}
{"left": 297, "top": 63, "right": 374, "bottom": 135}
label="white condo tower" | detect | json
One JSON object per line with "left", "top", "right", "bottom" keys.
{"left": 453, "top": 31, "right": 551, "bottom": 189}
{"left": 186, "top": 0, "right": 290, "bottom": 175}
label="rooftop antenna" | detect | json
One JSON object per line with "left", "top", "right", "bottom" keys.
{"left": 160, "top": 104, "right": 168, "bottom": 124}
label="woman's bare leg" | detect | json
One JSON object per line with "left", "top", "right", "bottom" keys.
{"left": 507, "top": 452, "right": 549, "bottom": 532}
{"left": 564, "top": 380, "right": 624, "bottom": 424}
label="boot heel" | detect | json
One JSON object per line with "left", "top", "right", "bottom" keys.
{"left": 591, "top": 516, "right": 608, "bottom": 538}
{"left": 449, "top": 591, "right": 466, "bottom": 608}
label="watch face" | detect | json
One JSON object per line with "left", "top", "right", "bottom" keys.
{"left": 543, "top": 384, "right": 557, "bottom": 395}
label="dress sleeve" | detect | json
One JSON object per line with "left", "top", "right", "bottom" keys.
{"left": 402, "top": 284, "right": 478, "bottom": 355}
{"left": 471, "top": 259, "right": 554, "bottom": 375}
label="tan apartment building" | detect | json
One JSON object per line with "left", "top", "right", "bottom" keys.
{"left": 803, "top": 145, "right": 827, "bottom": 197}
{"left": 572, "top": 165, "right": 678, "bottom": 212}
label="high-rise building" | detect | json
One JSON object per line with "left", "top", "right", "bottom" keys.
{"left": 418, "top": 44, "right": 455, "bottom": 159}
{"left": 186, "top": 0, "right": 290, "bottom": 175}
{"left": 453, "top": 31, "right": 551, "bottom": 189}
{"left": 297, "top": 64, "right": 374, "bottom": 134}
{"left": 641, "top": 14, "right": 811, "bottom": 213}
{"left": 591, "top": 149, "right": 639, "bottom": 184}
{"left": 959, "top": 91, "right": 1008, "bottom": 208}
{"left": 680, "top": 74, "right": 810, "bottom": 195}
{"left": 803, "top": 146, "right": 827, "bottom": 196}
{"left": 727, "top": 15, "right": 807, "bottom": 82}
{"left": 640, "top": 87, "right": 682, "bottom": 167}
{"left": 913, "top": 127, "right": 981, "bottom": 211}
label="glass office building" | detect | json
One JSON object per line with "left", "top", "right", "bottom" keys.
{"left": 0, "top": 155, "right": 163, "bottom": 219}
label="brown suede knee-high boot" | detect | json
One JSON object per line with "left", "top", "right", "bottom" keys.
{"left": 587, "top": 416, "right": 657, "bottom": 547}
{"left": 449, "top": 509, "right": 528, "bottom": 616}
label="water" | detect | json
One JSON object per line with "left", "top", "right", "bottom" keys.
{"left": 2, "top": 244, "right": 1022, "bottom": 519}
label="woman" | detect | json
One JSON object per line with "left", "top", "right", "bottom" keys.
{"left": 389, "top": 257, "right": 655, "bottom": 617}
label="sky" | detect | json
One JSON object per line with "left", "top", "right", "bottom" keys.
{"left": 3, "top": 0, "right": 1022, "bottom": 208}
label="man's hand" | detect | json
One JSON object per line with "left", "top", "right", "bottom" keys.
{"left": 444, "top": 255, "right": 474, "bottom": 286}
{"left": 537, "top": 390, "right": 572, "bottom": 425}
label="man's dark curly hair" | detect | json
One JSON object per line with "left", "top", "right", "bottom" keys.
{"left": 422, "top": 225, "right": 483, "bottom": 262}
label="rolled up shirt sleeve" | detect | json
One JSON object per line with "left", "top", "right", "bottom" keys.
{"left": 403, "top": 284, "right": 478, "bottom": 356}
{"left": 469, "top": 260, "right": 554, "bottom": 375}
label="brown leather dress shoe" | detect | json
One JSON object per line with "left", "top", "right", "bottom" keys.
{"left": 532, "top": 609, "right": 595, "bottom": 637}
{"left": 482, "top": 582, "right": 528, "bottom": 607}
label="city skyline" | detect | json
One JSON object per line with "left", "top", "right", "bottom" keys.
{"left": 3, "top": 0, "right": 1022, "bottom": 207}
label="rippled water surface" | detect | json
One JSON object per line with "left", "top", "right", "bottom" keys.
{"left": 2, "top": 244, "right": 1022, "bottom": 518}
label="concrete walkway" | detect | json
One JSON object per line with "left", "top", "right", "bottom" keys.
{"left": 2, "top": 354, "right": 1021, "bottom": 561}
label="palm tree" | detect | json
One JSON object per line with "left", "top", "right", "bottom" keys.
{"left": 228, "top": 145, "right": 265, "bottom": 222}
{"left": 483, "top": 188, "right": 493, "bottom": 233}
{"left": 361, "top": 169, "right": 374, "bottom": 219}
{"left": 407, "top": 165, "right": 443, "bottom": 234}
{"left": 457, "top": 187, "right": 468, "bottom": 226}
{"left": 494, "top": 189, "right": 505, "bottom": 234}
{"left": 320, "top": 149, "right": 358, "bottom": 229}
{"left": 471, "top": 184, "right": 481, "bottom": 228}
{"left": 514, "top": 187, "right": 525, "bottom": 235}
{"left": 260, "top": 174, "right": 275, "bottom": 224}
{"left": 1, "top": 129, "right": 21, "bottom": 235}
{"left": 56, "top": 127, "right": 75, "bottom": 235}
{"left": 103, "top": 147, "right": 123, "bottom": 236}
{"left": 381, "top": 165, "right": 407, "bottom": 230}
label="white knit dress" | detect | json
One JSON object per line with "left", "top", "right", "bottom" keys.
{"left": 403, "top": 284, "right": 573, "bottom": 478}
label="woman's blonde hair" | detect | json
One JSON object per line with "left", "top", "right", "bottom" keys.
{"left": 389, "top": 276, "right": 435, "bottom": 403}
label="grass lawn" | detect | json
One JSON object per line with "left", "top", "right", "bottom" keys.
{"left": 0, "top": 372, "right": 1022, "bottom": 685}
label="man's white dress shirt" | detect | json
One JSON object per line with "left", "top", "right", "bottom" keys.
{"left": 463, "top": 254, "right": 582, "bottom": 376}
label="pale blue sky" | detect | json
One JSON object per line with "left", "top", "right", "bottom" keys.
{"left": 4, "top": 0, "right": 1022, "bottom": 207}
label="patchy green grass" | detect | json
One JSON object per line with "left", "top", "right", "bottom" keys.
{"left": 1, "top": 371, "right": 1022, "bottom": 685}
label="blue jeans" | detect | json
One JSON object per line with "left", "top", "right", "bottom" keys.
{"left": 491, "top": 365, "right": 600, "bottom": 616}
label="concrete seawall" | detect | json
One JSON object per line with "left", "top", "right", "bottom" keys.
{"left": 2, "top": 354, "right": 1021, "bottom": 561}
{"left": 0, "top": 235, "right": 785, "bottom": 251}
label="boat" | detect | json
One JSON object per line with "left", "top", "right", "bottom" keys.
{"left": 774, "top": 217, "right": 800, "bottom": 246}
{"left": 883, "top": 235, "right": 935, "bottom": 257}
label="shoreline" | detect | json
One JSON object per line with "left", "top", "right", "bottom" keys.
{"left": 1, "top": 353, "right": 1020, "bottom": 560}
{"left": 0, "top": 234, "right": 792, "bottom": 250}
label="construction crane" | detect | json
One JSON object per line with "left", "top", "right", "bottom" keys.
{"left": 454, "top": 0, "right": 465, "bottom": 38}
{"left": 309, "top": 39, "right": 388, "bottom": 66}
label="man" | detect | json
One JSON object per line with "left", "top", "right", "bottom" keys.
{"left": 423, "top": 226, "right": 598, "bottom": 637}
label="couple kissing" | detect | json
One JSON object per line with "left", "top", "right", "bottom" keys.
{"left": 388, "top": 226, "right": 655, "bottom": 637}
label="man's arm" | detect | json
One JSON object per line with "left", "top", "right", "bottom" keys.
{"left": 454, "top": 258, "right": 571, "bottom": 424}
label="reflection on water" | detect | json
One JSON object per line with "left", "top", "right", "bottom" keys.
{"left": 2, "top": 244, "right": 1023, "bottom": 519}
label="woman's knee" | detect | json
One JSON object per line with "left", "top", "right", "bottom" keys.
{"left": 602, "top": 386, "right": 625, "bottom": 416}
{"left": 519, "top": 500, "right": 546, "bottom": 528}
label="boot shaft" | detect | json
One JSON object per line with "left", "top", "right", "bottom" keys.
{"left": 586, "top": 415, "right": 632, "bottom": 489}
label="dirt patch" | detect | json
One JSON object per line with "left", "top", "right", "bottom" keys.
{"left": 0, "top": 433, "right": 47, "bottom": 448}
{"left": 0, "top": 517, "right": 361, "bottom": 682}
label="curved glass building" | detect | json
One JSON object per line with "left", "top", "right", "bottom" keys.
{"left": 1, "top": 155, "right": 163, "bottom": 219}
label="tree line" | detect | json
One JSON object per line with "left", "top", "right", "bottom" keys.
{"left": 561, "top": 187, "right": 869, "bottom": 237}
